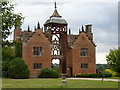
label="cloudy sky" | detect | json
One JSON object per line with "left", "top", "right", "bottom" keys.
{"left": 9, "top": 0, "right": 118, "bottom": 64}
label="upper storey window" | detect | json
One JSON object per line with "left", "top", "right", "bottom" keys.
{"left": 33, "top": 47, "right": 42, "bottom": 56}
{"left": 80, "top": 48, "right": 88, "bottom": 56}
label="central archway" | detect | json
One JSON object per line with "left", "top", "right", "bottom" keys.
{"left": 51, "top": 58, "right": 61, "bottom": 71}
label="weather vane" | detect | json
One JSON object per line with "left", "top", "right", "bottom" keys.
{"left": 55, "top": 0, "right": 57, "bottom": 9}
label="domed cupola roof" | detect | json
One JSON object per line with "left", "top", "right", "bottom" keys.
{"left": 44, "top": 2, "right": 67, "bottom": 25}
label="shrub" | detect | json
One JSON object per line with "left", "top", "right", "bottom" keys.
{"left": 76, "top": 72, "right": 112, "bottom": 78}
{"left": 116, "top": 73, "right": 120, "bottom": 77}
{"left": 76, "top": 74, "right": 89, "bottom": 78}
{"left": 102, "top": 71, "right": 112, "bottom": 78}
{"left": 76, "top": 73, "right": 102, "bottom": 78}
{"left": 88, "top": 73, "right": 102, "bottom": 78}
{"left": 105, "top": 69, "right": 117, "bottom": 77}
{"left": 2, "top": 71, "right": 9, "bottom": 77}
{"left": 8, "top": 58, "right": 30, "bottom": 79}
{"left": 39, "top": 68, "right": 60, "bottom": 78}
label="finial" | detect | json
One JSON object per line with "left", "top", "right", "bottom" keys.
{"left": 55, "top": 1, "right": 57, "bottom": 9}
{"left": 28, "top": 25, "right": 30, "bottom": 31}
{"left": 79, "top": 28, "right": 81, "bottom": 33}
{"left": 69, "top": 28, "right": 71, "bottom": 34}
{"left": 41, "top": 27, "right": 43, "bottom": 32}
{"left": 37, "top": 21, "right": 40, "bottom": 29}
{"left": 34, "top": 26, "right": 36, "bottom": 30}
{"left": 82, "top": 25, "right": 84, "bottom": 32}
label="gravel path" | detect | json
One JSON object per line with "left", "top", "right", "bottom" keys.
{"left": 67, "top": 78, "right": 119, "bottom": 82}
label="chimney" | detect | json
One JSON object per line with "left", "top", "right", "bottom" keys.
{"left": 86, "top": 24, "right": 92, "bottom": 33}
{"left": 14, "top": 26, "right": 22, "bottom": 41}
{"left": 85, "top": 24, "right": 93, "bottom": 41}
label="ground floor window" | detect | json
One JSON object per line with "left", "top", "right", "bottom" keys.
{"left": 81, "top": 63, "right": 88, "bottom": 68}
{"left": 34, "top": 63, "right": 42, "bottom": 69}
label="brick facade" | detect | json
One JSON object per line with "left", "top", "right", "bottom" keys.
{"left": 67, "top": 32, "right": 96, "bottom": 75}
{"left": 14, "top": 3, "right": 96, "bottom": 78}
{"left": 22, "top": 29, "right": 52, "bottom": 78}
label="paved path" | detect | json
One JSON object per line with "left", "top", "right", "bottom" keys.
{"left": 67, "top": 78, "right": 119, "bottom": 82}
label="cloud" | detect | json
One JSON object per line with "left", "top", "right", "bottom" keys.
{"left": 11, "top": 0, "right": 118, "bottom": 64}
{"left": 96, "top": 52, "right": 108, "bottom": 64}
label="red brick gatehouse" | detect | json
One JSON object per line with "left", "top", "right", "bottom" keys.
{"left": 14, "top": 2, "right": 96, "bottom": 78}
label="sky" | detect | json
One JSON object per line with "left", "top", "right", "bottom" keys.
{"left": 9, "top": 0, "right": 118, "bottom": 64}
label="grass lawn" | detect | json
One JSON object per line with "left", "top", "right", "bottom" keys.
{"left": 2, "top": 78, "right": 118, "bottom": 88}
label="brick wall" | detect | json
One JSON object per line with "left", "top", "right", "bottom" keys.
{"left": 71, "top": 32, "right": 96, "bottom": 75}
{"left": 22, "top": 29, "right": 52, "bottom": 78}
{"left": 15, "top": 28, "right": 96, "bottom": 77}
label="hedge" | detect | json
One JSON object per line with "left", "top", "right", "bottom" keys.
{"left": 76, "top": 72, "right": 112, "bottom": 78}
{"left": 38, "top": 68, "right": 60, "bottom": 78}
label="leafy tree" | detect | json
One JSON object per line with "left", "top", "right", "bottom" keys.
{"left": 106, "top": 47, "right": 120, "bottom": 74}
{"left": 2, "top": 39, "right": 22, "bottom": 76}
{"left": 2, "top": 40, "right": 14, "bottom": 47}
{"left": 1, "top": 0, "right": 24, "bottom": 40}
{"left": 2, "top": 46, "right": 14, "bottom": 71}
{"left": 0, "top": 46, "right": 2, "bottom": 77}
{"left": 14, "top": 39, "right": 22, "bottom": 58}
{"left": 8, "top": 57, "right": 30, "bottom": 79}
{"left": 2, "top": 41, "right": 14, "bottom": 77}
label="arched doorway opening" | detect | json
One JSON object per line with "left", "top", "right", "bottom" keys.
{"left": 51, "top": 58, "right": 60, "bottom": 71}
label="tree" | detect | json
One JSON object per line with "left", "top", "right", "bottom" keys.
{"left": 8, "top": 58, "right": 30, "bottom": 79}
{"left": 1, "top": 0, "right": 24, "bottom": 40}
{"left": 2, "top": 40, "right": 14, "bottom": 47}
{"left": 2, "top": 41, "right": 15, "bottom": 77}
{"left": 106, "top": 47, "right": 120, "bottom": 74}
{"left": 14, "top": 39, "right": 22, "bottom": 58}
{"left": 2, "top": 46, "right": 14, "bottom": 71}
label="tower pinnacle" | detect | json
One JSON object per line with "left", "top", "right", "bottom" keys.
{"left": 37, "top": 21, "right": 40, "bottom": 29}
{"left": 28, "top": 25, "right": 30, "bottom": 31}
{"left": 50, "top": 2, "right": 61, "bottom": 18}
{"left": 55, "top": 1, "right": 57, "bottom": 9}
{"left": 82, "top": 25, "right": 84, "bottom": 32}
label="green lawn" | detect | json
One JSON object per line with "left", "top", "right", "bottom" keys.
{"left": 2, "top": 78, "right": 118, "bottom": 88}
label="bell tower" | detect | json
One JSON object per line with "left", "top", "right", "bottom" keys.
{"left": 44, "top": 2, "right": 68, "bottom": 73}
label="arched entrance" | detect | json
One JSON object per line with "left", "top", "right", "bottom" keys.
{"left": 51, "top": 58, "right": 61, "bottom": 71}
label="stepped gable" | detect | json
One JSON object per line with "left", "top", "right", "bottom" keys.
{"left": 67, "top": 34, "right": 79, "bottom": 47}
{"left": 22, "top": 31, "right": 33, "bottom": 42}
{"left": 25, "top": 29, "right": 50, "bottom": 43}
